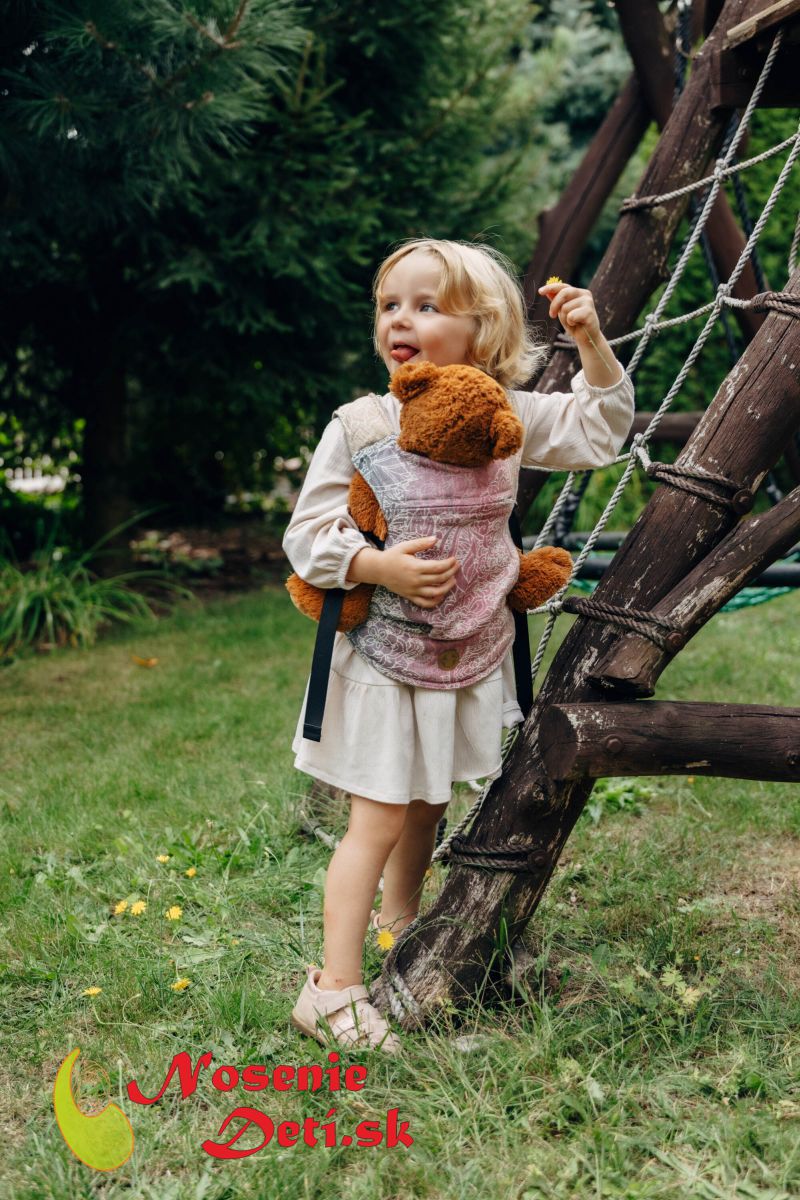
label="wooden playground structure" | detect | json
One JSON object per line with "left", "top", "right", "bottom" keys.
{"left": 362, "top": 0, "right": 800, "bottom": 1027}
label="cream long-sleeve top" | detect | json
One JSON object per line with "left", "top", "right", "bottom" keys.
{"left": 283, "top": 364, "right": 635, "bottom": 724}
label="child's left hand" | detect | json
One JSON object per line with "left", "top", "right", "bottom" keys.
{"left": 538, "top": 280, "right": 601, "bottom": 343}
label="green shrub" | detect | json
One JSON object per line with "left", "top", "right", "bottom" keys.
{"left": 0, "top": 526, "right": 191, "bottom": 658}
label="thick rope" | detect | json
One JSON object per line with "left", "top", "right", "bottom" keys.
{"left": 444, "top": 833, "right": 549, "bottom": 873}
{"left": 560, "top": 596, "right": 683, "bottom": 650}
{"left": 553, "top": 281, "right": 800, "bottom": 354}
{"left": 620, "top": 135, "right": 796, "bottom": 212}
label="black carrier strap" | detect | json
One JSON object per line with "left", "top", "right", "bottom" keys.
{"left": 508, "top": 508, "right": 533, "bottom": 718}
{"left": 302, "top": 587, "right": 346, "bottom": 742}
{"left": 302, "top": 530, "right": 384, "bottom": 743}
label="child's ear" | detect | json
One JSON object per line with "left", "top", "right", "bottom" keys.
{"left": 489, "top": 407, "right": 523, "bottom": 459}
{"left": 390, "top": 361, "right": 440, "bottom": 403}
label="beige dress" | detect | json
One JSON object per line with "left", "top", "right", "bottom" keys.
{"left": 283, "top": 367, "right": 635, "bottom": 805}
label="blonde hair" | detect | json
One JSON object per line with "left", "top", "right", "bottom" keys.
{"left": 372, "top": 238, "right": 547, "bottom": 388}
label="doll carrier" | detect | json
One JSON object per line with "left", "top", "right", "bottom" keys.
{"left": 302, "top": 394, "right": 533, "bottom": 741}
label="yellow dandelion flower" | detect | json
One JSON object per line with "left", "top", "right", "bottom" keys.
{"left": 376, "top": 929, "right": 395, "bottom": 952}
{"left": 113, "top": 899, "right": 128, "bottom": 915}
{"left": 545, "top": 275, "right": 564, "bottom": 285}
{"left": 171, "top": 978, "right": 191, "bottom": 992}
{"left": 185, "top": 867, "right": 197, "bottom": 878}
{"left": 83, "top": 986, "right": 102, "bottom": 997}
{"left": 156, "top": 854, "right": 170, "bottom": 864}
{"left": 687, "top": 775, "right": 696, "bottom": 784}
{"left": 165, "top": 905, "right": 183, "bottom": 921}
{"left": 130, "top": 900, "right": 146, "bottom": 916}
{"left": 231, "top": 938, "right": 240, "bottom": 946}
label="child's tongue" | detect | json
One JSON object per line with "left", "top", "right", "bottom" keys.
{"left": 391, "top": 345, "right": 418, "bottom": 363}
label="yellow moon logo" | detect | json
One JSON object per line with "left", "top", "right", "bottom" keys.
{"left": 53, "top": 1048, "right": 135, "bottom": 1171}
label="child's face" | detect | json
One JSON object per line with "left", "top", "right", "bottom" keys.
{"left": 376, "top": 251, "right": 475, "bottom": 378}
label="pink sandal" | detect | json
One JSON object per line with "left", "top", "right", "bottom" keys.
{"left": 291, "top": 966, "right": 400, "bottom": 1054}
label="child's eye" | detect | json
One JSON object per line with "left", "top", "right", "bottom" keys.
{"left": 421, "top": 303, "right": 438, "bottom": 312}
{"left": 383, "top": 301, "right": 398, "bottom": 311}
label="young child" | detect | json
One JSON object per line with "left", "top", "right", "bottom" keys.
{"left": 284, "top": 238, "right": 634, "bottom": 1053}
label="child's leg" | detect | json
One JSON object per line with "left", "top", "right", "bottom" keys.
{"left": 316, "top": 794, "right": 406, "bottom": 992}
{"left": 378, "top": 798, "right": 449, "bottom": 934}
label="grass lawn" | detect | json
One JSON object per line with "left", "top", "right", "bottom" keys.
{"left": 1, "top": 583, "right": 799, "bottom": 1199}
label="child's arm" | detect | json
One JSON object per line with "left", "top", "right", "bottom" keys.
{"left": 282, "top": 419, "right": 372, "bottom": 591}
{"left": 514, "top": 281, "right": 634, "bottom": 470}
{"left": 539, "top": 280, "right": 622, "bottom": 389}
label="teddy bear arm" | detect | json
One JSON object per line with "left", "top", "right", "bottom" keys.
{"left": 508, "top": 546, "right": 572, "bottom": 612}
{"left": 285, "top": 574, "right": 375, "bottom": 631}
{"left": 348, "top": 471, "right": 388, "bottom": 543}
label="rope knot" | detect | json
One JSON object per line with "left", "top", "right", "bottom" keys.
{"left": 631, "top": 437, "right": 652, "bottom": 472}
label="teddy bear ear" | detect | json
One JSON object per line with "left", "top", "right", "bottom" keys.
{"left": 489, "top": 407, "right": 523, "bottom": 459}
{"left": 390, "top": 361, "right": 440, "bottom": 403}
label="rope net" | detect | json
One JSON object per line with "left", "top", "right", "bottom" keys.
{"left": 297, "top": 29, "right": 799, "bottom": 894}
{"left": 434, "top": 26, "right": 799, "bottom": 866}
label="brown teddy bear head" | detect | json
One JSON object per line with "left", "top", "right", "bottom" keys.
{"left": 390, "top": 361, "right": 523, "bottom": 468}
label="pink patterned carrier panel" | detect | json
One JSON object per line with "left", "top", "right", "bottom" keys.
{"left": 346, "top": 436, "right": 520, "bottom": 689}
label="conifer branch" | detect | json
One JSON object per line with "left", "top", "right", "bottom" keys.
{"left": 185, "top": 0, "right": 249, "bottom": 51}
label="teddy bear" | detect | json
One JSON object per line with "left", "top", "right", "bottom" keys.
{"left": 285, "top": 360, "right": 572, "bottom": 632}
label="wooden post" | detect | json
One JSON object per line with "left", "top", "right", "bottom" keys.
{"left": 590, "top": 486, "right": 800, "bottom": 695}
{"left": 540, "top": 701, "right": 800, "bottom": 782}
{"left": 517, "top": 0, "right": 758, "bottom": 517}
{"left": 615, "top": 0, "right": 766, "bottom": 342}
{"left": 523, "top": 73, "right": 650, "bottom": 341}
{"left": 370, "top": 266, "right": 800, "bottom": 1027}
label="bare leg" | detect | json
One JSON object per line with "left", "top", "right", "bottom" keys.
{"left": 378, "top": 799, "right": 449, "bottom": 934}
{"left": 316, "top": 794, "right": 406, "bottom": 991}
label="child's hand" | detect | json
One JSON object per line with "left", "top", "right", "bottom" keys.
{"left": 538, "top": 279, "right": 601, "bottom": 343}
{"left": 381, "top": 537, "right": 459, "bottom": 608}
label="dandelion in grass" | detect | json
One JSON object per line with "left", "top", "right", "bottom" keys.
{"left": 171, "top": 978, "right": 191, "bottom": 992}
{"left": 130, "top": 900, "right": 146, "bottom": 916}
{"left": 165, "top": 905, "right": 182, "bottom": 921}
{"left": 83, "top": 986, "right": 102, "bottom": 997}
{"left": 156, "top": 854, "right": 170, "bottom": 864}
{"left": 185, "top": 867, "right": 197, "bottom": 878}
{"left": 376, "top": 929, "right": 395, "bottom": 952}
{"left": 113, "top": 900, "right": 128, "bottom": 915}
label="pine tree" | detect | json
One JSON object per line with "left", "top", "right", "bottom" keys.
{"left": 1, "top": 0, "right": 635, "bottom": 547}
